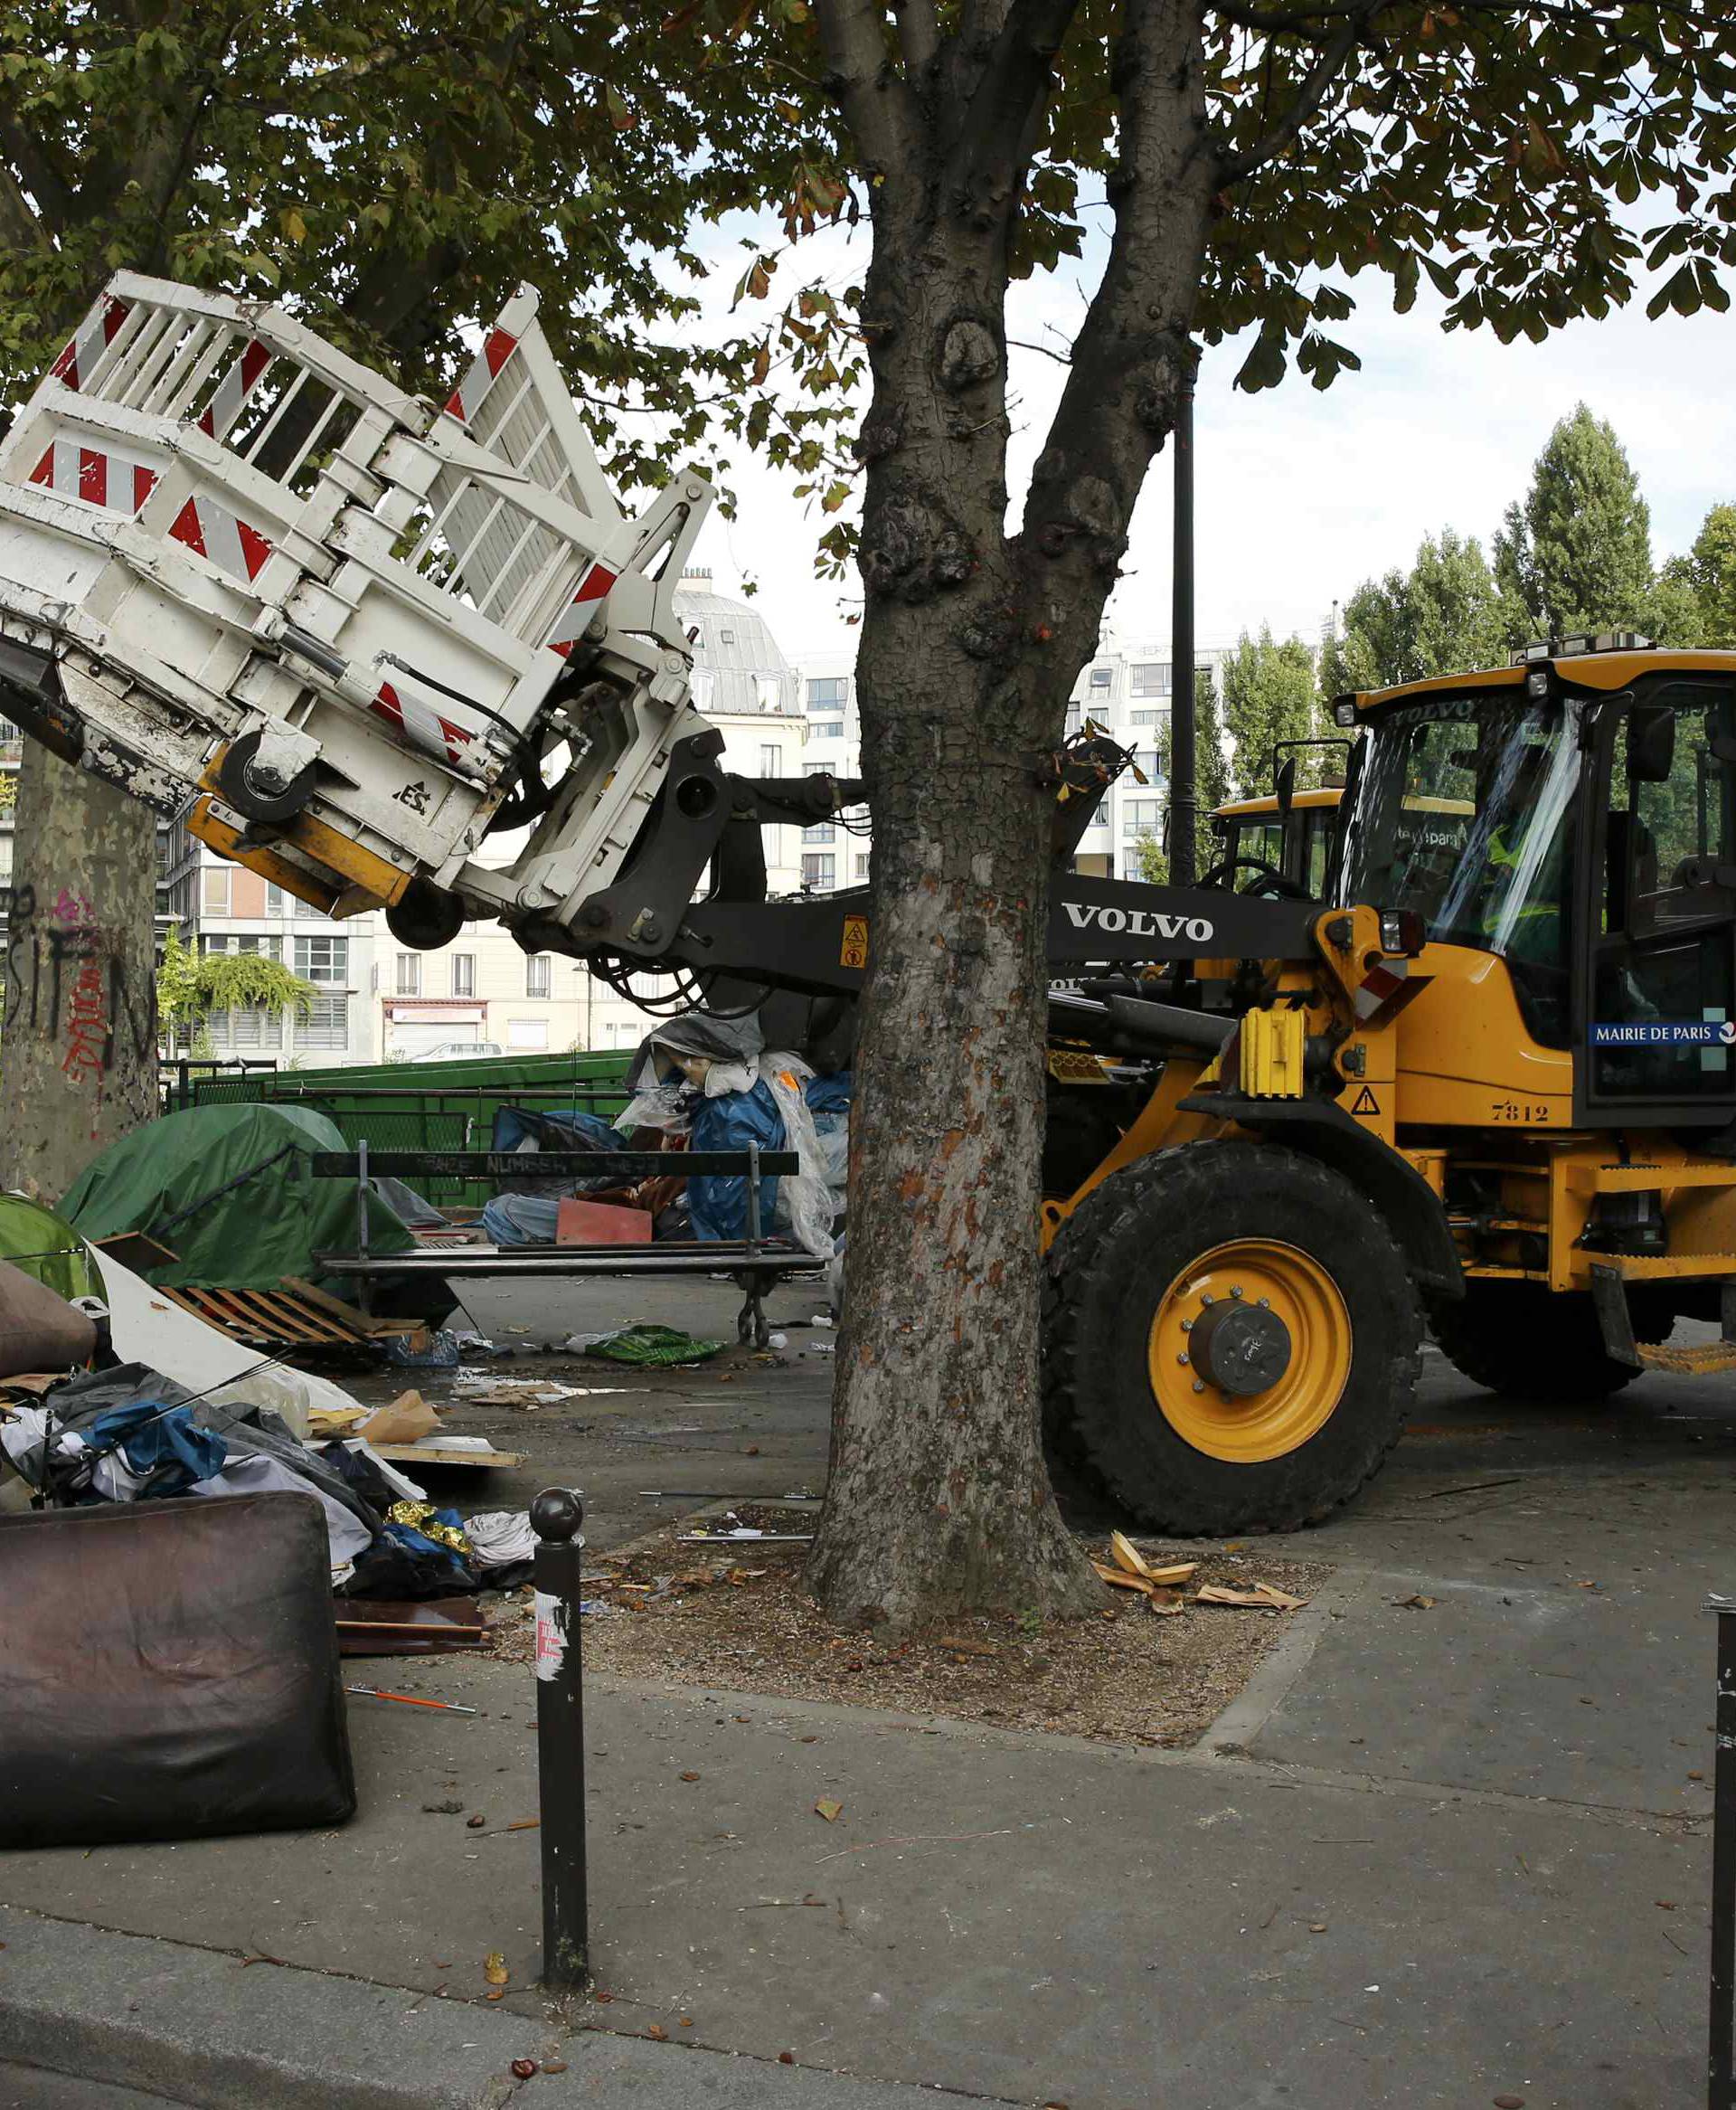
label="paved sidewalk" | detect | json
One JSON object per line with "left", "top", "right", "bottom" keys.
{"left": 0, "top": 1335, "right": 1724, "bottom": 2108}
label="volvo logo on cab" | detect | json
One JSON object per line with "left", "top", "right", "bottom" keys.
{"left": 1062, "top": 901, "right": 1214, "bottom": 944}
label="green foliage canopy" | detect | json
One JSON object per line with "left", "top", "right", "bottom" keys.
{"left": 1493, "top": 404, "right": 1655, "bottom": 639}
{"left": 1220, "top": 625, "right": 1323, "bottom": 797}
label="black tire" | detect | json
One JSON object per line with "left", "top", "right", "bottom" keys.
{"left": 386, "top": 875, "right": 467, "bottom": 951}
{"left": 1042, "top": 1140, "right": 1421, "bottom": 1536}
{"left": 216, "top": 730, "right": 316, "bottom": 823}
{"left": 1427, "top": 1280, "right": 1670, "bottom": 1403}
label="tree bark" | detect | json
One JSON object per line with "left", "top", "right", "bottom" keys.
{"left": 1, "top": 744, "right": 159, "bottom": 1201}
{"left": 807, "top": 0, "right": 1216, "bottom": 1629}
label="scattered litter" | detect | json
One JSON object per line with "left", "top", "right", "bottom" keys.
{"left": 1394, "top": 1593, "right": 1438, "bottom": 1610}
{"left": 1194, "top": 1584, "right": 1307, "bottom": 1611}
{"left": 355, "top": 1390, "right": 440, "bottom": 1446}
{"left": 345, "top": 1686, "right": 479, "bottom": 1715}
{"left": 484, "top": 1951, "right": 509, "bottom": 1986}
{"left": 562, "top": 1323, "right": 725, "bottom": 1366}
{"left": 680, "top": 1530, "right": 815, "bottom": 1544}
{"left": 813, "top": 1798, "right": 844, "bottom": 1822}
{"left": 805, "top": 1342, "right": 835, "bottom": 1355}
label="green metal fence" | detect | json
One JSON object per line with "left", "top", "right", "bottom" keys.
{"left": 187, "top": 1048, "right": 637, "bottom": 1206}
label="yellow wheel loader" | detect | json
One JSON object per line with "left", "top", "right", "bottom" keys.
{"left": 5, "top": 279, "right": 1735, "bottom": 1534}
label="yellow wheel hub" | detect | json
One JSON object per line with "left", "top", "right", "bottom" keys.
{"left": 1146, "top": 1238, "right": 1350, "bottom": 1463}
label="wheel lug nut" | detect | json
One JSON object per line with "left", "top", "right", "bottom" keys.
{"left": 1231, "top": 1285, "right": 1243, "bottom": 1299}
{"left": 1192, "top": 1380, "right": 1204, "bottom": 1394}
{"left": 1176, "top": 1353, "right": 1189, "bottom": 1366}
{"left": 1200, "top": 1293, "right": 1214, "bottom": 1306}
{"left": 1181, "top": 1319, "right": 1194, "bottom": 1334}
{"left": 1257, "top": 1297, "right": 1269, "bottom": 1308}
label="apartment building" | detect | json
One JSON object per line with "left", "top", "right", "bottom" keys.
{"left": 794, "top": 629, "right": 1227, "bottom": 888}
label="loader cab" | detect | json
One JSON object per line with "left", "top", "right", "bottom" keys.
{"left": 1207, "top": 787, "right": 1342, "bottom": 900}
{"left": 1336, "top": 640, "right": 1736, "bottom": 1129}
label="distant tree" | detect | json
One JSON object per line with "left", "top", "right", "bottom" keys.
{"left": 1656, "top": 502, "right": 1736, "bottom": 648}
{"left": 1220, "top": 626, "right": 1321, "bottom": 796}
{"left": 1132, "top": 833, "right": 1168, "bottom": 885}
{"left": 1494, "top": 405, "right": 1654, "bottom": 640}
{"left": 1327, "top": 528, "right": 1509, "bottom": 693}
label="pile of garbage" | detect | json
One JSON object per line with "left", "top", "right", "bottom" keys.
{"left": 0, "top": 1248, "right": 528, "bottom": 1600}
{"left": 484, "top": 1012, "right": 849, "bottom": 1260}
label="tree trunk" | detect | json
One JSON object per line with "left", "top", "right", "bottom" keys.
{"left": 805, "top": 709, "right": 1101, "bottom": 1629}
{"left": 1, "top": 743, "right": 159, "bottom": 1201}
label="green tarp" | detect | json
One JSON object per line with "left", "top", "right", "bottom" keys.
{"left": 0, "top": 1194, "right": 97, "bottom": 1301}
{"left": 61, "top": 1104, "right": 416, "bottom": 1291}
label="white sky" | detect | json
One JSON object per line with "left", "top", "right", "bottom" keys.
{"left": 676, "top": 216, "right": 1735, "bottom": 668}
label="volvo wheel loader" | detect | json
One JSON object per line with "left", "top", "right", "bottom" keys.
{"left": 5, "top": 277, "right": 1736, "bottom": 1538}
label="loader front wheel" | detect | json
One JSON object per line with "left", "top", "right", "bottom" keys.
{"left": 1043, "top": 1141, "right": 1420, "bottom": 1536}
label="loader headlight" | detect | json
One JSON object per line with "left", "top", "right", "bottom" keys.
{"left": 1379, "top": 909, "right": 1427, "bottom": 957}
{"left": 1332, "top": 700, "right": 1357, "bottom": 727}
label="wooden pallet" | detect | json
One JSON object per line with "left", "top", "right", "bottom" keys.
{"left": 160, "top": 1278, "right": 422, "bottom": 1349}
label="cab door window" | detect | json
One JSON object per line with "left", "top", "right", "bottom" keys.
{"left": 1590, "top": 683, "right": 1736, "bottom": 1103}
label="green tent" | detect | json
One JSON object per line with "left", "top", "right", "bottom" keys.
{"left": 0, "top": 1194, "right": 97, "bottom": 1301}
{"left": 61, "top": 1103, "right": 417, "bottom": 1292}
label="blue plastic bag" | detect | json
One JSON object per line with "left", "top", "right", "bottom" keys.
{"left": 688, "top": 1080, "right": 785, "bottom": 1241}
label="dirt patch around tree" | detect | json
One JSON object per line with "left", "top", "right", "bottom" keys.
{"left": 491, "top": 1506, "right": 1333, "bottom": 1747}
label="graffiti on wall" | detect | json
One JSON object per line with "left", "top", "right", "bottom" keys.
{"left": 1, "top": 883, "right": 156, "bottom": 1087}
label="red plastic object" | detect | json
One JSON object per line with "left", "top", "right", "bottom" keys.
{"left": 554, "top": 1197, "right": 652, "bottom": 1245}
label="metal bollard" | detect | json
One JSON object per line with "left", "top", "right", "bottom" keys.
{"left": 532, "top": 1488, "right": 589, "bottom": 1989}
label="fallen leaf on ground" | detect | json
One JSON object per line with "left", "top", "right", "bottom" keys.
{"left": 1146, "top": 1586, "right": 1186, "bottom": 1616}
{"left": 778, "top": 2051, "right": 795, "bottom": 2065}
{"left": 646, "top": 2024, "right": 667, "bottom": 2041}
{"left": 1195, "top": 1583, "right": 1307, "bottom": 1611}
{"left": 1394, "top": 1593, "right": 1437, "bottom": 1610}
{"left": 484, "top": 1951, "right": 509, "bottom": 1986}
{"left": 1109, "top": 1530, "right": 1154, "bottom": 1579}
{"left": 505, "top": 1820, "right": 540, "bottom": 1832}
{"left": 814, "top": 1798, "right": 844, "bottom": 1822}
{"left": 679, "top": 1771, "right": 701, "bottom": 1783}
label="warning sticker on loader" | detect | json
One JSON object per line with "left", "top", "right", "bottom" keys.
{"left": 1349, "top": 1085, "right": 1381, "bottom": 1117}
{"left": 840, "top": 914, "right": 869, "bottom": 970}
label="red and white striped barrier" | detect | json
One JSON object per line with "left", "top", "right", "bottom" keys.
{"left": 545, "top": 558, "right": 618, "bottom": 658}
{"left": 49, "top": 298, "right": 129, "bottom": 393}
{"left": 369, "top": 681, "right": 476, "bottom": 768}
{"left": 27, "top": 438, "right": 159, "bottom": 515}
{"left": 168, "top": 496, "right": 273, "bottom": 583}
{"left": 442, "top": 327, "right": 519, "bottom": 426}
{"left": 197, "top": 338, "right": 273, "bottom": 440}
{"left": 1354, "top": 957, "right": 1409, "bottom": 1023}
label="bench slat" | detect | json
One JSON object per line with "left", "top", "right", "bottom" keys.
{"left": 315, "top": 1150, "right": 800, "bottom": 1182}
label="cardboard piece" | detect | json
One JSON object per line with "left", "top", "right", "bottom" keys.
{"left": 355, "top": 1389, "right": 441, "bottom": 1445}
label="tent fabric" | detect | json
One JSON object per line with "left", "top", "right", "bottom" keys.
{"left": 0, "top": 1194, "right": 97, "bottom": 1301}
{"left": 61, "top": 1104, "right": 415, "bottom": 1292}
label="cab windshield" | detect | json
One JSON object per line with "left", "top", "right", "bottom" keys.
{"left": 1340, "top": 688, "right": 1582, "bottom": 1042}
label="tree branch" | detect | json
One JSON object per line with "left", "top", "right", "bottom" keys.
{"left": 0, "top": 156, "right": 42, "bottom": 251}
{"left": 948, "top": 0, "right": 1085, "bottom": 231}
{"left": 1213, "top": 4, "right": 1379, "bottom": 184}
{"left": 814, "top": 0, "right": 917, "bottom": 169}
{"left": 0, "top": 108, "right": 78, "bottom": 232}
{"left": 891, "top": 0, "right": 940, "bottom": 76}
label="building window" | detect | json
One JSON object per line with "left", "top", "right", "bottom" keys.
{"left": 854, "top": 853, "right": 871, "bottom": 880}
{"left": 395, "top": 952, "right": 420, "bottom": 996}
{"left": 295, "top": 994, "right": 349, "bottom": 1051}
{"left": 509, "top": 1017, "right": 550, "bottom": 1050}
{"left": 719, "top": 627, "right": 735, "bottom": 645}
{"left": 265, "top": 883, "right": 286, "bottom": 917}
{"left": 755, "top": 674, "right": 781, "bottom": 711}
{"left": 804, "top": 822, "right": 835, "bottom": 844}
{"left": 803, "top": 760, "right": 832, "bottom": 777}
{"left": 1130, "top": 663, "right": 1171, "bottom": 697}
{"left": 807, "top": 677, "right": 847, "bottom": 708}
{"left": 1136, "top": 750, "right": 1161, "bottom": 781}
{"left": 759, "top": 743, "right": 780, "bottom": 777}
{"left": 203, "top": 932, "right": 284, "bottom": 963}
{"left": 202, "top": 866, "right": 231, "bottom": 913}
{"left": 294, "top": 934, "right": 347, "bottom": 985}
{"left": 526, "top": 954, "right": 552, "bottom": 998}
{"left": 1123, "top": 799, "right": 1162, "bottom": 837}
{"left": 1130, "top": 708, "right": 1162, "bottom": 727}
{"left": 802, "top": 853, "right": 835, "bottom": 891}
{"left": 1088, "top": 667, "right": 1112, "bottom": 689}
{"left": 451, "top": 953, "right": 476, "bottom": 998}
{"left": 808, "top": 720, "right": 844, "bottom": 740}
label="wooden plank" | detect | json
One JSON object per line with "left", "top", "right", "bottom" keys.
{"left": 279, "top": 1276, "right": 421, "bottom": 1338}
{"left": 163, "top": 1286, "right": 250, "bottom": 1339}
{"left": 369, "top": 1443, "right": 526, "bottom": 1470}
{"left": 245, "top": 1289, "right": 353, "bottom": 1345}
{"left": 200, "top": 1287, "right": 280, "bottom": 1342}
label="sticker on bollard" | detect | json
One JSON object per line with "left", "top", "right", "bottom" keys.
{"left": 532, "top": 1487, "right": 589, "bottom": 1989}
